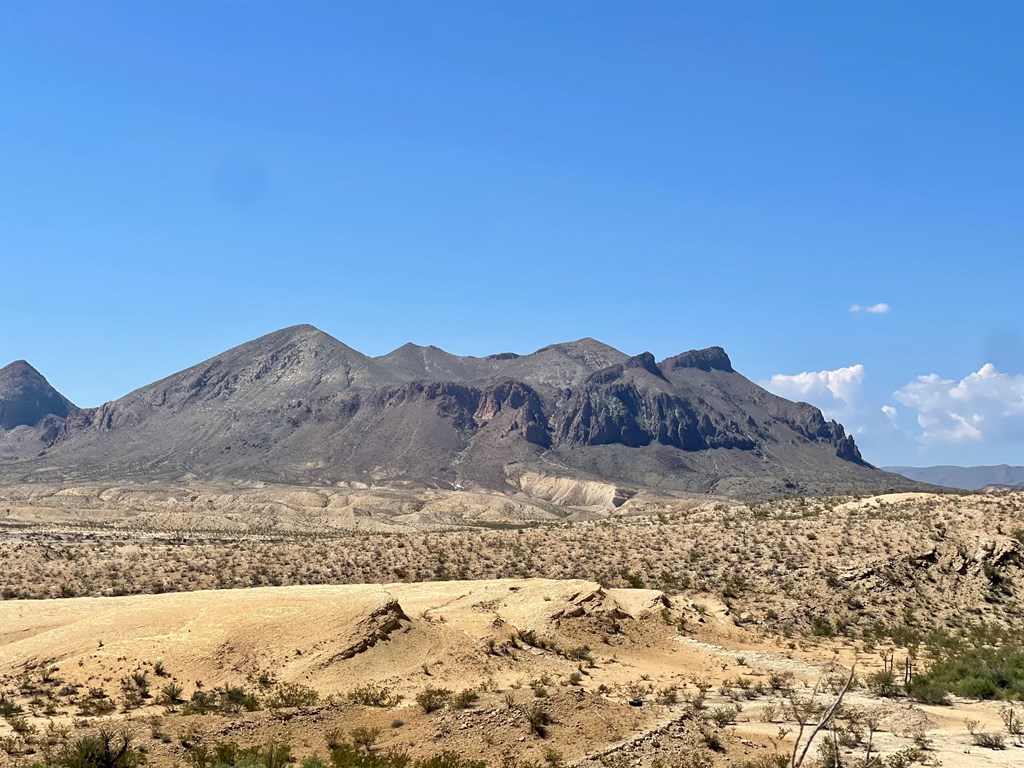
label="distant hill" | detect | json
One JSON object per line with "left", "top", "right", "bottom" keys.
{"left": 0, "top": 324, "right": 926, "bottom": 499}
{"left": 884, "top": 464, "right": 1024, "bottom": 491}
{"left": 0, "top": 360, "right": 78, "bottom": 461}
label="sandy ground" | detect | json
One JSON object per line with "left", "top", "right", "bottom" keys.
{"left": 2, "top": 579, "right": 1021, "bottom": 767}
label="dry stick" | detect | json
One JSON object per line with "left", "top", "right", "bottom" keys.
{"left": 863, "top": 723, "right": 876, "bottom": 767}
{"left": 791, "top": 666, "right": 856, "bottom": 768}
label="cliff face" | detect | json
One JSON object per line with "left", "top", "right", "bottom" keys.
{"left": 553, "top": 354, "right": 756, "bottom": 451}
{"left": 0, "top": 326, "right": 910, "bottom": 498}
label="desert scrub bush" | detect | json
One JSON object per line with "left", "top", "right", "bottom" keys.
{"left": 1000, "top": 704, "right": 1024, "bottom": 743}
{"left": 159, "top": 681, "right": 185, "bottom": 707}
{"left": 1, "top": 736, "right": 24, "bottom": 757}
{"left": 185, "top": 739, "right": 294, "bottom": 768}
{"left": 416, "top": 688, "right": 452, "bottom": 713}
{"left": 119, "top": 670, "right": 150, "bottom": 709}
{"left": 452, "top": 689, "right": 479, "bottom": 710}
{"left": 76, "top": 689, "right": 116, "bottom": 717}
{"left": 43, "top": 728, "right": 143, "bottom": 768}
{"left": 0, "top": 694, "right": 24, "bottom": 718}
{"left": 328, "top": 743, "right": 486, "bottom": 768}
{"left": 525, "top": 703, "right": 553, "bottom": 738}
{"left": 648, "top": 685, "right": 675, "bottom": 706}
{"left": 182, "top": 689, "right": 219, "bottom": 715}
{"left": 6, "top": 714, "right": 35, "bottom": 737}
{"left": 708, "top": 705, "right": 739, "bottom": 727}
{"left": 865, "top": 670, "right": 901, "bottom": 698}
{"left": 734, "top": 757, "right": 787, "bottom": 768}
{"left": 767, "top": 672, "right": 794, "bottom": 695}
{"left": 903, "top": 677, "right": 949, "bottom": 705}
{"left": 216, "top": 684, "right": 261, "bottom": 713}
{"left": 347, "top": 683, "right": 402, "bottom": 708}
{"left": 564, "top": 646, "right": 593, "bottom": 664}
{"left": 517, "top": 629, "right": 547, "bottom": 649}
{"left": 266, "top": 682, "right": 319, "bottom": 709}
{"left": 348, "top": 727, "right": 381, "bottom": 751}
{"left": 911, "top": 636, "right": 1024, "bottom": 701}
{"left": 810, "top": 615, "right": 834, "bottom": 637}
{"left": 971, "top": 731, "right": 1006, "bottom": 750}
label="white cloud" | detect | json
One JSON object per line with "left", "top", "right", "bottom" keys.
{"left": 767, "top": 364, "right": 866, "bottom": 411}
{"left": 893, "top": 363, "right": 1024, "bottom": 445}
{"left": 764, "top": 361, "right": 1024, "bottom": 463}
{"left": 849, "top": 303, "right": 890, "bottom": 314}
{"left": 770, "top": 366, "right": 864, "bottom": 409}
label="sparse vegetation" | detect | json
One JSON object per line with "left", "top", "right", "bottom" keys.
{"left": 265, "top": 682, "right": 319, "bottom": 709}
{"left": 41, "top": 728, "right": 143, "bottom": 768}
{"left": 415, "top": 688, "right": 452, "bottom": 714}
{"left": 347, "top": 684, "right": 402, "bottom": 708}
{"left": 1, "top": 489, "right": 1023, "bottom": 768}
{"left": 525, "top": 704, "right": 553, "bottom": 738}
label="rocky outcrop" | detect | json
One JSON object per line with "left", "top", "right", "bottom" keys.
{"left": 475, "top": 381, "right": 550, "bottom": 446}
{"left": 662, "top": 346, "right": 734, "bottom": 373}
{"left": 772, "top": 401, "right": 867, "bottom": 465}
{"left": 333, "top": 600, "right": 411, "bottom": 661}
{"left": 555, "top": 358, "right": 756, "bottom": 451}
{"left": 0, "top": 361, "right": 76, "bottom": 431}
{"left": 517, "top": 471, "right": 634, "bottom": 508}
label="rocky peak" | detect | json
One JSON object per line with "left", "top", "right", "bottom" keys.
{"left": 623, "top": 352, "right": 667, "bottom": 380}
{"left": 0, "top": 360, "right": 77, "bottom": 430}
{"left": 663, "top": 347, "right": 734, "bottom": 373}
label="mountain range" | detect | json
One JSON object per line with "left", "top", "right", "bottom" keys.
{"left": 884, "top": 465, "right": 1024, "bottom": 491}
{"left": 0, "top": 324, "right": 922, "bottom": 498}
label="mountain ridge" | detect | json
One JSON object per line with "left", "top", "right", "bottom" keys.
{"left": 0, "top": 324, "right": 922, "bottom": 499}
{"left": 885, "top": 464, "right": 1024, "bottom": 491}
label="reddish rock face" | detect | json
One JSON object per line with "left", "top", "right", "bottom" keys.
{"left": 475, "top": 381, "right": 550, "bottom": 447}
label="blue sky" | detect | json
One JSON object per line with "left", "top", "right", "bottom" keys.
{"left": 2, "top": 2, "right": 1022, "bottom": 467}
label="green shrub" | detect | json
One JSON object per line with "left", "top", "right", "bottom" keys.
{"left": 159, "top": 682, "right": 184, "bottom": 707}
{"left": 347, "top": 684, "right": 402, "bottom": 708}
{"left": 349, "top": 728, "right": 381, "bottom": 751}
{"left": 47, "top": 728, "right": 143, "bottom": 768}
{"left": 185, "top": 740, "right": 293, "bottom": 768}
{"left": 216, "top": 684, "right": 261, "bottom": 713}
{"left": 452, "top": 689, "right": 479, "bottom": 710}
{"left": 415, "top": 753, "right": 486, "bottom": 768}
{"left": 810, "top": 616, "right": 834, "bottom": 637}
{"left": 972, "top": 731, "right": 1006, "bottom": 750}
{"left": 266, "top": 682, "right": 319, "bottom": 709}
{"left": 911, "top": 641, "right": 1024, "bottom": 701}
{"left": 905, "top": 677, "right": 950, "bottom": 705}
{"left": 708, "top": 705, "right": 738, "bottom": 727}
{"left": 526, "top": 704, "right": 553, "bottom": 738}
{"left": 416, "top": 688, "right": 452, "bottom": 714}
{"left": 329, "top": 743, "right": 409, "bottom": 768}
{"left": 865, "top": 670, "right": 901, "bottom": 698}
{"left": 183, "top": 689, "right": 218, "bottom": 715}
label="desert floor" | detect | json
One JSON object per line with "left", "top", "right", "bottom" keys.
{"left": 2, "top": 486, "right": 1023, "bottom": 767}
